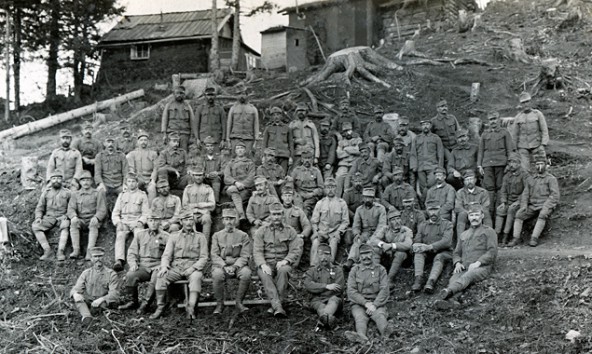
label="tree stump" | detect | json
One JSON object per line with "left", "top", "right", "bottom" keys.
{"left": 507, "top": 38, "right": 532, "bottom": 63}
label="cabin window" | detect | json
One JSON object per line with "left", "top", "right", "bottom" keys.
{"left": 294, "top": 38, "right": 300, "bottom": 47}
{"left": 130, "top": 45, "right": 150, "bottom": 60}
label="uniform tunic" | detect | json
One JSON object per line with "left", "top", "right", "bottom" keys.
{"left": 431, "top": 113, "right": 460, "bottom": 150}
{"left": 112, "top": 189, "right": 150, "bottom": 225}
{"left": 150, "top": 194, "right": 182, "bottom": 221}
{"left": 162, "top": 100, "right": 195, "bottom": 135}
{"left": 311, "top": 197, "right": 349, "bottom": 238}
{"left": 71, "top": 267, "right": 119, "bottom": 303}
{"left": 194, "top": 102, "right": 226, "bottom": 142}
{"left": 94, "top": 151, "right": 128, "bottom": 188}
{"left": 127, "top": 229, "right": 170, "bottom": 269}
{"left": 72, "top": 137, "right": 102, "bottom": 159}
{"left": 67, "top": 188, "right": 107, "bottom": 221}
{"left": 289, "top": 119, "right": 320, "bottom": 158}
{"left": 224, "top": 157, "right": 256, "bottom": 188}
{"left": 46, "top": 147, "right": 83, "bottom": 182}
{"left": 127, "top": 149, "right": 158, "bottom": 183}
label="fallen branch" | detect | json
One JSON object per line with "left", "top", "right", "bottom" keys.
{"left": 301, "top": 88, "right": 319, "bottom": 112}
{"left": 404, "top": 58, "right": 444, "bottom": 66}
{"left": 23, "top": 312, "right": 67, "bottom": 321}
{"left": 397, "top": 40, "right": 429, "bottom": 60}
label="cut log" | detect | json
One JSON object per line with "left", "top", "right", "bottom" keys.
{"left": 0, "top": 89, "right": 145, "bottom": 140}
{"left": 397, "top": 40, "right": 429, "bottom": 60}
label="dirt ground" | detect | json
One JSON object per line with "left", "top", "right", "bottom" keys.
{"left": 2, "top": 0, "right": 592, "bottom": 353}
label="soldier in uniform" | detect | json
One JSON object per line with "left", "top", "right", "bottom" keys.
{"left": 425, "top": 166, "right": 456, "bottom": 221}
{"left": 290, "top": 149, "right": 324, "bottom": 216}
{"left": 126, "top": 129, "right": 158, "bottom": 203}
{"left": 256, "top": 148, "right": 286, "bottom": 197}
{"left": 310, "top": 177, "right": 349, "bottom": 265}
{"left": 161, "top": 85, "right": 195, "bottom": 151}
{"left": 435, "top": 204, "right": 497, "bottom": 309}
{"left": 381, "top": 137, "right": 413, "bottom": 190}
{"left": 509, "top": 92, "right": 549, "bottom": 172}
{"left": 68, "top": 170, "right": 107, "bottom": 260}
{"left": 280, "top": 186, "right": 312, "bottom": 267}
{"left": 151, "top": 179, "right": 182, "bottom": 232}
{"left": 246, "top": 176, "right": 280, "bottom": 235}
{"left": 157, "top": 131, "right": 190, "bottom": 193}
{"left": 117, "top": 122, "right": 136, "bottom": 155}
{"left": 332, "top": 98, "right": 361, "bottom": 134}
{"left": 400, "top": 197, "right": 425, "bottom": 235}
{"left": 345, "top": 244, "right": 390, "bottom": 343}
{"left": 152, "top": 209, "right": 209, "bottom": 319}
{"left": 72, "top": 121, "right": 102, "bottom": 175}
{"left": 410, "top": 119, "right": 444, "bottom": 202}
{"left": 199, "top": 136, "right": 225, "bottom": 202}
{"left": 395, "top": 116, "right": 416, "bottom": 148}
{"left": 70, "top": 247, "right": 119, "bottom": 324}
{"left": 455, "top": 170, "right": 492, "bottom": 237}
{"left": 508, "top": 154, "right": 560, "bottom": 247}
{"left": 343, "top": 172, "right": 364, "bottom": 220}
{"left": 194, "top": 87, "right": 226, "bottom": 150}
{"left": 303, "top": 243, "right": 345, "bottom": 329}
{"left": 289, "top": 104, "right": 320, "bottom": 169}
{"left": 431, "top": 99, "right": 461, "bottom": 153}
{"left": 448, "top": 129, "right": 479, "bottom": 190}
{"left": 210, "top": 208, "right": 252, "bottom": 314}
{"left": 412, "top": 200, "right": 453, "bottom": 293}
{"left": 335, "top": 122, "right": 362, "bottom": 197}
{"left": 119, "top": 212, "right": 170, "bottom": 313}
{"left": 226, "top": 93, "right": 260, "bottom": 154}
{"left": 363, "top": 106, "right": 394, "bottom": 161}
{"left": 182, "top": 165, "right": 216, "bottom": 240}
{"left": 371, "top": 209, "right": 413, "bottom": 285}
{"left": 32, "top": 172, "right": 71, "bottom": 261}
{"left": 495, "top": 153, "right": 528, "bottom": 245}
{"left": 46, "top": 129, "right": 83, "bottom": 190}
{"left": 318, "top": 118, "right": 337, "bottom": 180}
{"left": 381, "top": 167, "right": 417, "bottom": 212}
{"left": 349, "top": 143, "right": 382, "bottom": 189}
{"left": 262, "top": 106, "right": 293, "bottom": 172}
{"left": 254, "top": 202, "right": 303, "bottom": 317}
{"left": 111, "top": 172, "right": 150, "bottom": 271}
{"left": 224, "top": 141, "right": 256, "bottom": 220}
{"left": 95, "top": 133, "right": 128, "bottom": 199}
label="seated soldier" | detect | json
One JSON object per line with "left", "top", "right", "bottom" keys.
{"left": 508, "top": 154, "right": 560, "bottom": 247}
{"left": 152, "top": 209, "right": 209, "bottom": 319}
{"left": 363, "top": 106, "right": 394, "bottom": 162}
{"left": 256, "top": 148, "right": 286, "bottom": 198}
{"left": 495, "top": 152, "right": 528, "bottom": 245}
{"left": 345, "top": 244, "right": 391, "bottom": 343}
{"left": 370, "top": 209, "right": 413, "bottom": 285}
{"left": 151, "top": 179, "right": 182, "bottom": 232}
{"left": 381, "top": 137, "right": 413, "bottom": 189}
{"left": 435, "top": 204, "right": 497, "bottom": 310}
{"left": 200, "top": 136, "right": 225, "bottom": 202}
{"left": 32, "top": 172, "right": 71, "bottom": 261}
{"left": 349, "top": 143, "right": 382, "bottom": 189}
{"left": 95, "top": 133, "right": 128, "bottom": 199}
{"left": 182, "top": 165, "right": 215, "bottom": 240}
{"left": 381, "top": 167, "right": 417, "bottom": 212}
{"left": 335, "top": 122, "right": 361, "bottom": 197}
{"left": 253, "top": 202, "right": 303, "bottom": 317}
{"left": 447, "top": 129, "right": 478, "bottom": 190}
{"left": 68, "top": 170, "right": 107, "bottom": 260}
{"left": 290, "top": 149, "right": 325, "bottom": 216}
{"left": 412, "top": 200, "right": 453, "bottom": 293}
{"left": 126, "top": 130, "right": 158, "bottom": 203}
{"left": 119, "top": 212, "right": 170, "bottom": 313}
{"left": 70, "top": 247, "right": 119, "bottom": 324}
{"left": 455, "top": 170, "right": 491, "bottom": 237}
{"left": 400, "top": 197, "right": 425, "bottom": 235}
{"left": 246, "top": 176, "right": 280, "bottom": 235}
{"left": 310, "top": 177, "right": 349, "bottom": 265}
{"left": 303, "top": 243, "right": 345, "bottom": 330}
{"left": 280, "top": 185, "right": 312, "bottom": 268}
{"left": 425, "top": 167, "right": 456, "bottom": 221}
{"left": 210, "top": 208, "right": 252, "bottom": 314}
{"left": 157, "top": 131, "right": 190, "bottom": 193}
{"left": 224, "top": 141, "right": 256, "bottom": 220}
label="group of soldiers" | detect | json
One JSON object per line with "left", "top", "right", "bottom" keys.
{"left": 32, "top": 85, "right": 560, "bottom": 342}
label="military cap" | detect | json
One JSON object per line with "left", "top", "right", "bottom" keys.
{"left": 467, "top": 203, "right": 483, "bottom": 214}
{"left": 425, "top": 199, "right": 441, "bottom": 209}
{"left": 392, "top": 166, "right": 404, "bottom": 175}
{"left": 318, "top": 243, "right": 331, "bottom": 254}
{"left": 156, "top": 179, "right": 169, "bottom": 188}
{"left": 437, "top": 99, "right": 448, "bottom": 106}
{"left": 320, "top": 119, "right": 331, "bottom": 127}
{"left": 399, "top": 116, "right": 410, "bottom": 124}
{"left": 89, "top": 247, "right": 105, "bottom": 256}
{"left": 168, "top": 131, "right": 180, "bottom": 140}
{"left": 373, "top": 105, "right": 385, "bottom": 114}
{"left": 189, "top": 165, "right": 205, "bottom": 174}
{"left": 359, "top": 244, "right": 373, "bottom": 254}
{"left": 339, "top": 97, "right": 350, "bottom": 105}
{"left": 137, "top": 129, "right": 149, "bottom": 139}
{"left": 59, "top": 129, "right": 72, "bottom": 138}
{"left": 79, "top": 170, "right": 92, "bottom": 180}
{"left": 81, "top": 121, "right": 93, "bottom": 130}
{"left": 204, "top": 87, "right": 216, "bottom": 94}
{"left": 269, "top": 106, "right": 283, "bottom": 114}
{"left": 393, "top": 136, "right": 405, "bottom": 145}
{"left": 126, "top": 172, "right": 139, "bottom": 181}
{"left": 433, "top": 166, "right": 447, "bottom": 175}
{"left": 254, "top": 176, "right": 268, "bottom": 185}
{"left": 222, "top": 208, "right": 238, "bottom": 218}
{"left": 300, "top": 149, "right": 314, "bottom": 158}
{"left": 358, "top": 143, "right": 369, "bottom": 151}
{"left": 419, "top": 118, "right": 431, "bottom": 124}
{"left": 455, "top": 129, "right": 469, "bottom": 138}
{"left": 519, "top": 91, "right": 532, "bottom": 103}
{"left": 462, "top": 169, "right": 476, "bottom": 179}
{"left": 341, "top": 122, "right": 353, "bottom": 131}
{"left": 325, "top": 177, "right": 337, "bottom": 186}
{"left": 269, "top": 202, "right": 284, "bottom": 213}
{"left": 203, "top": 136, "right": 217, "bottom": 145}
{"left": 534, "top": 153, "right": 547, "bottom": 163}
{"left": 104, "top": 132, "right": 115, "bottom": 142}
{"left": 281, "top": 185, "right": 294, "bottom": 195}
{"left": 351, "top": 172, "right": 363, "bottom": 181}
{"left": 49, "top": 171, "right": 63, "bottom": 179}
{"left": 263, "top": 147, "right": 277, "bottom": 156}
{"left": 402, "top": 197, "right": 415, "bottom": 202}
{"left": 508, "top": 152, "right": 521, "bottom": 162}
{"left": 487, "top": 111, "right": 500, "bottom": 119}
{"left": 388, "top": 209, "right": 402, "bottom": 219}
{"left": 362, "top": 188, "right": 375, "bottom": 197}
{"left": 295, "top": 103, "right": 308, "bottom": 111}
{"left": 179, "top": 208, "right": 194, "bottom": 220}
{"left": 234, "top": 140, "right": 247, "bottom": 149}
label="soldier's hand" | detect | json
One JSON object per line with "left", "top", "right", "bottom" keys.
{"left": 365, "top": 302, "right": 377, "bottom": 315}
{"left": 235, "top": 181, "right": 245, "bottom": 190}
{"left": 372, "top": 175, "right": 380, "bottom": 184}
{"left": 97, "top": 183, "right": 106, "bottom": 191}
{"left": 196, "top": 139, "right": 202, "bottom": 147}
{"left": 454, "top": 262, "right": 465, "bottom": 274}
{"left": 518, "top": 207, "right": 526, "bottom": 215}
{"left": 325, "top": 283, "right": 342, "bottom": 292}
{"left": 314, "top": 158, "right": 319, "bottom": 165}
{"left": 276, "top": 260, "right": 289, "bottom": 270}
{"left": 224, "top": 266, "right": 236, "bottom": 275}
{"left": 453, "top": 170, "right": 461, "bottom": 178}
{"left": 183, "top": 267, "right": 195, "bottom": 277}
{"left": 254, "top": 219, "right": 262, "bottom": 226}
{"left": 91, "top": 297, "right": 105, "bottom": 308}
{"left": 158, "top": 267, "right": 169, "bottom": 277}
{"left": 261, "top": 264, "right": 272, "bottom": 275}
{"left": 288, "top": 157, "right": 293, "bottom": 166}
{"left": 477, "top": 166, "right": 485, "bottom": 176}
{"left": 34, "top": 218, "right": 42, "bottom": 224}
{"left": 163, "top": 135, "right": 168, "bottom": 145}
{"left": 89, "top": 217, "right": 99, "bottom": 228}
{"left": 498, "top": 202, "right": 506, "bottom": 211}
{"left": 381, "top": 242, "right": 393, "bottom": 251}
{"left": 72, "top": 293, "right": 84, "bottom": 302}
{"left": 468, "top": 261, "right": 481, "bottom": 271}
{"left": 324, "top": 163, "right": 331, "bottom": 171}
{"left": 161, "top": 221, "right": 170, "bottom": 230}
{"left": 129, "top": 263, "right": 139, "bottom": 272}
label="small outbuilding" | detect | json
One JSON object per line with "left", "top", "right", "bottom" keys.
{"left": 260, "top": 26, "right": 308, "bottom": 71}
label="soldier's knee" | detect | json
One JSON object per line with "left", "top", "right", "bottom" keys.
{"left": 227, "top": 186, "right": 239, "bottom": 194}
{"left": 201, "top": 214, "right": 212, "bottom": 224}
{"left": 277, "top": 265, "right": 292, "bottom": 275}
{"left": 211, "top": 268, "right": 225, "bottom": 281}
{"left": 189, "top": 271, "right": 203, "bottom": 282}
{"left": 238, "top": 267, "right": 252, "bottom": 279}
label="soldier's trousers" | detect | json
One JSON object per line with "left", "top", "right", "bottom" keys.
{"left": 72, "top": 295, "right": 112, "bottom": 318}
{"left": 310, "top": 232, "right": 340, "bottom": 265}
{"left": 225, "top": 186, "right": 251, "bottom": 219}
{"left": 155, "top": 267, "right": 203, "bottom": 292}
{"left": 211, "top": 266, "right": 252, "bottom": 300}
{"left": 335, "top": 166, "right": 351, "bottom": 198}
{"left": 417, "top": 170, "right": 436, "bottom": 203}
{"left": 124, "top": 267, "right": 158, "bottom": 301}
{"left": 257, "top": 262, "right": 291, "bottom": 306}
{"left": 496, "top": 201, "right": 520, "bottom": 234}
{"left": 414, "top": 251, "right": 452, "bottom": 280}
{"left": 447, "top": 266, "right": 491, "bottom": 294}
{"left": 483, "top": 166, "right": 505, "bottom": 217}
{"left": 115, "top": 221, "right": 142, "bottom": 262}
{"left": 310, "top": 295, "right": 342, "bottom": 317}
{"left": 205, "top": 176, "right": 221, "bottom": 202}
{"left": 351, "top": 304, "right": 388, "bottom": 336}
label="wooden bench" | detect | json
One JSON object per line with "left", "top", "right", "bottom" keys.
{"left": 174, "top": 275, "right": 271, "bottom": 308}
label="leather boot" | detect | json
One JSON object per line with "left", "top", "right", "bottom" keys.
{"left": 501, "top": 233, "right": 510, "bottom": 245}
{"left": 235, "top": 278, "right": 250, "bottom": 313}
{"left": 34, "top": 231, "right": 53, "bottom": 261}
{"left": 137, "top": 282, "right": 155, "bottom": 314}
{"left": 149, "top": 290, "right": 166, "bottom": 319}
{"left": 56, "top": 229, "right": 69, "bottom": 261}
{"left": 507, "top": 219, "right": 524, "bottom": 247}
{"left": 75, "top": 300, "right": 92, "bottom": 318}
{"left": 85, "top": 228, "right": 99, "bottom": 260}
{"left": 530, "top": 219, "right": 546, "bottom": 247}
{"left": 69, "top": 228, "right": 81, "bottom": 259}
{"left": 488, "top": 191, "right": 497, "bottom": 220}
{"left": 412, "top": 276, "right": 423, "bottom": 292}
{"left": 186, "top": 291, "right": 199, "bottom": 319}
{"left": 118, "top": 286, "right": 138, "bottom": 310}
{"left": 213, "top": 302, "right": 224, "bottom": 315}
{"left": 424, "top": 278, "right": 436, "bottom": 294}
{"left": 494, "top": 216, "right": 505, "bottom": 236}
{"left": 230, "top": 193, "right": 246, "bottom": 220}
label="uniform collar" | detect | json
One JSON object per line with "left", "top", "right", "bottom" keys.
{"left": 269, "top": 223, "right": 284, "bottom": 231}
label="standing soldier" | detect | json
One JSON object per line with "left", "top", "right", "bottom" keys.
{"left": 331, "top": 98, "right": 361, "bottom": 135}
{"left": 495, "top": 153, "right": 528, "bottom": 245}
{"left": 400, "top": 197, "right": 425, "bottom": 235}
{"left": 224, "top": 141, "right": 256, "bottom": 221}
{"left": 111, "top": 172, "right": 150, "bottom": 272}
{"left": 194, "top": 87, "right": 226, "bottom": 150}
{"left": 455, "top": 170, "right": 492, "bottom": 237}
{"left": 151, "top": 179, "right": 182, "bottom": 232}
{"left": 210, "top": 208, "right": 252, "bottom": 314}
{"left": 425, "top": 167, "right": 456, "bottom": 221}
{"left": 371, "top": 209, "right": 413, "bottom": 284}
{"left": 95, "top": 133, "right": 128, "bottom": 199}
{"left": 280, "top": 186, "right": 312, "bottom": 267}
{"left": 157, "top": 131, "right": 190, "bottom": 193}
{"left": 262, "top": 106, "right": 293, "bottom": 172}
{"left": 226, "top": 93, "right": 259, "bottom": 154}
{"left": 68, "top": 170, "right": 107, "bottom": 260}
{"left": 256, "top": 148, "right": 286, "bottom": 197}
{"left": 289, "top": 104, "right": 320, "bottom": 169}
{"left": 290, "top": 149, "right": 325, "bottom": 216}
{"left": 349, "top": 143, "right": 382, "bottom": 189}
{"left": 246, "top": 176, "right": 280, "bottom": 235}
{"left": 381, "top": 167, "right": 417, "bottom": 212}
{"left": 412, "top": 200, "right": 454, "bottom": 293}
{"left": 161, "top": 85, "right": 195, "bottom": 151}
{"left": 72, "top": 121, "right": 102, "bottom": 175}
{"left": 411, "top": 119, "right": 444, "bottom": 202}
{"left": 46, "top": 129, "right": 83, "bottom": 190}
{"left": 343, "top": 173, "right": 365, "bottom": 219}
{"left": 199, "top": 136, "right": 225, "bottom": 202}
{"left": 310, "top": 177, "right": 349, "bottom": 265}
{"left": 253, "top": 202, "right": 303, "bottom": 317}
{"left": 448, "top": 129, "right": 478, "bottom": 190}
{"left": 508, "top": 154, "right": 560, "bottom": 247}
{"left": 70, "top": 247, "right": 119, "bottom": 324}
{"left": 477, "top": 111, "right": 514, "bottom": 217}
{"left": 345, "top": 244, "right": 390, "bottom": 343}
{"left": 117, "top": 122, "right": 136, "bottom": 155}
{"left": 395, "top": 116, "right": 416, "bottom": 148}
{"left": 318, "top": 118, "right": 337, "bottom": 179}
{"left": 431, "top": 99, "right": 461, "bottom": 153}
{"left": 303, "top": 243, "right": 345, "bottom": 329}
{"left": 509, "top": 92, "right": 549, "bottom": 172}
{"left": 119, "top": 213, "right": 170, "bottom": 312}
{"left": 32, "top": 172, "right": 71, "bottom": 261}
{"left": 152, "top": 209, "right": 209, "bottom": 319}
{"left": 363, "top": 106, "right": 394, "bottom": 161}
{"left": 335, "top": 122, "right": 362, "bottom": 197}
{"left": 182, "top": 166, "right": 216, "bottom": 240}
{"left": 381, "top": 137, "right": 413, "bottom": 190}
{"left": 126, "top": 129, "right": 158, "bottom": 203}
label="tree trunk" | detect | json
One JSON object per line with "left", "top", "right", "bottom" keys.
{"left": 231, "top": 0, "right": 240, "bottom": 71}
{"left": 209, "top": 0, "right": 220, "bottom": 72}
{"left": 12, "top": 6, "right": 21, "bottom": 111}
{"left": 4, "top": 4, "right": 10, "bottom": 123}
{"left": 46, "top": 0, "right": 60, "bottom": 100}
